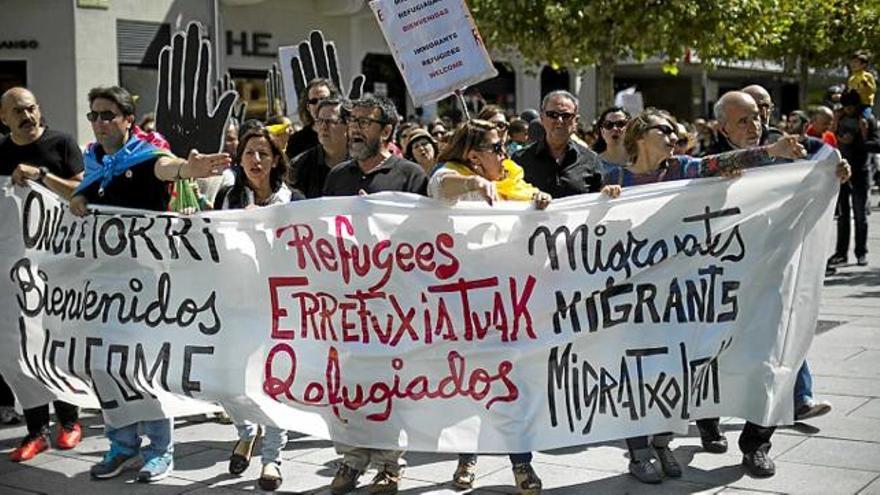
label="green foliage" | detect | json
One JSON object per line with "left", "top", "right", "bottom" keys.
{"left": 468, "top": 0, "right": 790, "bottom": 70}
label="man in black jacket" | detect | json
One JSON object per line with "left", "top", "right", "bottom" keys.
{"left": 514, "top": 90, "right": 603, "bottom": 198}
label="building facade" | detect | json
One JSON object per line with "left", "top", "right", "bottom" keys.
{"left": 0, "top": 0, "right": 849, "bottom": 145}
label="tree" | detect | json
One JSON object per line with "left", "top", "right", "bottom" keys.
{"left": 757, "top": 0, "right": 880, "bottom": 108}
{"left": 469, "top": 0, "right": 789, "bottom": 110}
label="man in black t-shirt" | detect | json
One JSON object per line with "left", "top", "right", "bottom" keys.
{"left": 0, "top": 87, "right": 84, "bottom": 198}
{"left": 0, "top": 87, "right": 84, "bottom": 463}
{"left": 323, "top": 95, "right": 427, "bottom": 198}
{"left": 323, "top": 95, "right": 425, "bottom": 495}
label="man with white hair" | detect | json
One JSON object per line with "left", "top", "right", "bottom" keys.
{"left": 696, "top": 90, "right": 847, "bottom": 479}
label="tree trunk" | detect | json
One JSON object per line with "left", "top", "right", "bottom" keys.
{"left": 798, "top": 55, "right": 809, "bottom": 109}
{"left": 596, "top": 58, "right": 615, "bottom": 112}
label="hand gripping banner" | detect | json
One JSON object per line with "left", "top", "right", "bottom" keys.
{"left": 0, "top": 155, "right": 837, "bottom": 452}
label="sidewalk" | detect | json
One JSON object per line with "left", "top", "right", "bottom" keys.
{"left": 1, "top": 200, "right": 879, "bottom": 495}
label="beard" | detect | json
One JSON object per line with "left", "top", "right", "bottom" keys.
{"left": 350, "top": 136, "right": 382, "bottom": 161}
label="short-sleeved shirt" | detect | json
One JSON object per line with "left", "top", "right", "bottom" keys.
{"left": 76, "top": 145, "right": 168, "bottom": 212}
{"left": 514, "top": 138, "right": 604, "bottom": 198}
{"left": 322, "top": 154, "right": 428, "bottom": 196}
{"left": 0, "top": 128, "right": 84, "bottom": 178}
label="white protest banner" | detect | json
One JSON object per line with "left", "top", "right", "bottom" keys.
{"left": 0, "top": 156, "right": 836, "bottom": 452}
{"left": 369, "top": 0, "right": 498, "bottom": 106}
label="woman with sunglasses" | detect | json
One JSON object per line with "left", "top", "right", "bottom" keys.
{"left": 429, "top": 119, "right": 550, "bottom": 211}
{"left": 216, "top": 127, "right": 304, "bottom": 491}
{"left": 427, "top": 119, "right": 547, "bottom": 494}
{"left": 592, "top": 107, "right": 631, "bottom": 167}
{"left": 478, "top": 104, "right": 511, "bottom": 144}
{"left": 602, "top": 108, "right": 806, "bottom": 484}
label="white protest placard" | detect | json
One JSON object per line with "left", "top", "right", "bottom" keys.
{"left": 0, "top": 156, "right": 838, "bottom": 451}
{"left": 369, "top": 0, "right": 498, "bottom": 106}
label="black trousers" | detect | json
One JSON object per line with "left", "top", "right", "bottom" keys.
{"left": 0, "top": 374, "right": 15, "bottom": 407}
{"left": 835, "top": 176, "right": 869, "bottom": 258}
{"left": 24, "top": 402, "right": 79, "bottom": 437}
{"left": 697, "top": 417, "right": 775, "bottom": 454}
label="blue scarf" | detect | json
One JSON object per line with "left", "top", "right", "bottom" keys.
{"left": 75, "top": 136, "right": 169, "bottom": 194}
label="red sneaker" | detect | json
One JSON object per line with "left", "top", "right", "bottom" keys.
{"left": 56, "top": 423, "right": 82, "bottom": 450}
{"left": 9, "top": 435, "right": 48, "bottom": 462}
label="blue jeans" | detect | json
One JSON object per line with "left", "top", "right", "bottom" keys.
{"left": 794, "top": 361, "right": 813, "bottom": 407}
{"left": 106, "top": 418, "right": 173, "bottom": 462}
{"left": 236, "top": 421, "right": 287, "bottom": 465}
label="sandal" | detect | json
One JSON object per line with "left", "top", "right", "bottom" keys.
{"left": 228, "top": 431, "right": 260, "bottom": 475}
{"left": 258, "top": 461, "right": 283, "bottom": 491}
{"left": 452, "top": 458, "right": 477, "bottom": 490}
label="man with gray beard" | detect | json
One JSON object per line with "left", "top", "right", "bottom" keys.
{"left": 321, "top": 94, "right": 426, "bottom": 495}
{"left": 323, "top": 95, "right": 427, "bottom": 198}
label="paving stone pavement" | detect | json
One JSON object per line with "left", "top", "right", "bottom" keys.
{"left": 1, "top": 194, "right": 879, "bottom": 495}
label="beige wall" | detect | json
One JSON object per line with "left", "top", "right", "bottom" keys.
{"left": 1, "top": 0, "right": 78, "bottom": 141}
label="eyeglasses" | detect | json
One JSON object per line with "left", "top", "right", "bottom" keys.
{"left": 473, "top": 141, "right": 505, "bottom": 155}
{"left": 315, "top": 117, "right": 343, "bottom": 127}
{"left": 493, "top": 121, "right": 509, "bottom": 131}
{"left": 647, "top": 124, "right": 676, "bottom": 136}
{"left": 345, "top": 117, "right": 386, "bottom": 129}
{"left": 307, "top": 98, "right": 323, "bottom": 106}
{"left": 601, "top": 120, "right": 628, "bottom": 130}
{"left": 86, "top": 111, "right": 119, "bottom": 123}
{"left": 544, "top": 110, "right": 576, "bottom": 122}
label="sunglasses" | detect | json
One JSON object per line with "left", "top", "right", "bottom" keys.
{"left": 544, "top": 110, "right": 576, "bottom": 122}
{"left": 86, "top": 111, "right": 120, "bottom": 123}
{"left": 648, "top": 124, "right": 676, "bottom": 136}
{"left": 474, "top": 141, "right": 505, "bottom": 155}
{"left": 675, "top": 138, "right": 689, "bottom": 147}
{"left": 307, "top": 97, "right": 323, "bottom": 105}
{"left": 601, "top": 120, "right": 628, "bottom": 130}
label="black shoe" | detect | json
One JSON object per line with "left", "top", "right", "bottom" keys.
{"left": 742, "top": 449, "right": 775, "bottom": 477}
{"left": 857, "top": 255, "right": 868, "bottom": 266}
{"left": 827, "top": 254, "right": 847, "bottom": 267}
{"left": 698, "top": 421, "right": 728, "bottom": 454}
{"left": 825, "top": 265, "right": 837, "bottom": 276}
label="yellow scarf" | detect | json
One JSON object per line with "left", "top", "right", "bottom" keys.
{"left": 441, "top": 159, "right": 541, "bottom": 201}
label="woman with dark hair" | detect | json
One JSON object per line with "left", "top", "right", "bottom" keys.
{"left": 603, "top": 108, "right": 806, "bottom": 484}
{"left": 592, "top": 107, "right": 630, "bottom": 166}
{"left": 285, "top": 78, "right": 339, "bottom": 160}
{"left": 216, "top": 127, "right": 303, "bottom": 209}
{"left": 219, "top": 127, "right": 302, "bottom": 491}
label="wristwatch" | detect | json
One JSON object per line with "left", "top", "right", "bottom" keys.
{"left": 37, "top": 166, "right": 49, "bottom": 181}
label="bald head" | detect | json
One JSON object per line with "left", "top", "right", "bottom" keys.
{"left": 742, "top": 84, "right": 773, "bottom": 125}
{"left": 714, "top": 91, "right": 762, "bottom": 149}
{"left": 0, "top": 87, "right": 44, "bottom": 144}
{"left": 0, "top": 87, "right": 35, "bottom": 110}
{"left": 810, "top": 105, "right": 834, "bottom": 134}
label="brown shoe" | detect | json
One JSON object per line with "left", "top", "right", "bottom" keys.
{"left": 452, "top": 457, "right": 477, "bottom": 490}
{"left": 368, "top": 468, "right": 400, "bottom": 494}
{"left": 330, "top": 463, "right": 362, "bottom": 495}
{"left": 512, "top": 463, "right": 542, "bottom": 494}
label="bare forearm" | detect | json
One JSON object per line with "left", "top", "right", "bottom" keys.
{"left": 438, "top": 175, "right": 478, "bottom": 199}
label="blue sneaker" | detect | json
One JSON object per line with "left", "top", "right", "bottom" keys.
{"left": 90, "top": 449, "right": 140, "bottom": 479}
{"left": 137, "top": 454, "right": 173, "bottom": 482}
